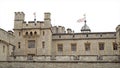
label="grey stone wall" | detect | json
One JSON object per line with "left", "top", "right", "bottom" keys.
{"left": 0, "top": 61, "right": 120, "bottom": 68}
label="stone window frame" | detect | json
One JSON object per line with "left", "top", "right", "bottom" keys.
{"left": 30, "top": 32, "right": 33, "bottom": 36}
{"left": 19, "top": 32, "right": 21, "bottom": 36}
{"left": 3, "top": 46, "right": 5, "bottom": 53}
{"left": 18, "top": 42, "right": 21, "bottom": 49}
{"left": 42, "top": 41, "right": 45, "bottom": 48}
{"left": 43, "top": 31, "right": 45, "bottom": 36}
{"left": 85, "top": 42, "right": 90, "bottom": 51}
{"left": 113, "top": 42, "right": 118, "bottom": 50}
{"left": 99, "top": 42, "right": 105, "bottom": 50}
{"left": 28, "top": 40, "right": 35, "bottom": 48}
{"left": 71, "top": 43, "right": 77, "bottom": 51}
{"left": 26, "top": 32, "right": 28, "bottom": 35}
{"left": 57, "top": 44, "right": 63, "bottom": 52}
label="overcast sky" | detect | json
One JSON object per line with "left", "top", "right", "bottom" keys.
{"left": 0, "top": 0, "right": 120, "bottom": 32}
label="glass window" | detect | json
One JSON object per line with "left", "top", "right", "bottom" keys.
{"left": 57, "top": 44, "right": 63, "bottom": 52}
{"left": 85, "top": 43, "right": 90, "bottom": 51}
{"left": 28, "top": 40, "right": 35, "bottom": 48}
{"left": 99, "top": 42, "right": 104, "bottom": 50}
{"left": 113, "top": 42, "right": 118, "bottom": 50}
{"left": 71, "top": 43, "right": 77, "bottom": 51}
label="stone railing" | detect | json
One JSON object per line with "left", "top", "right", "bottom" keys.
{"left": 8, "top": 55, "right": 120, "bottom": 61}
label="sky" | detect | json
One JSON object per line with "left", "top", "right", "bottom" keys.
{"left": 0, "top": 0, "right": 120, "bottom": 33}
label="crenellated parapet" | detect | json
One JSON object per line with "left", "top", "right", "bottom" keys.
{"left": 14, "top": 12, "right": 25, "bottom": 21}
{"left": 14, "top": 12, "right": 52, "bottom": 30}
{"left": 52, "top": 26, "right": 74, "bottom": 34}
{"left": 52, "top": 26, "right": 66, "bottom": 34}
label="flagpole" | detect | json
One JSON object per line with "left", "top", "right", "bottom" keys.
{"left": 34, "top": 12, "right": 36, "bottom": 23}
{"left": 84, "top": 14, "right": 86, "bottom": 24}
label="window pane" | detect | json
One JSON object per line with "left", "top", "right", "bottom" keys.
{"left": 113, "top": 42, "right": 118, "bottom": 50}
{"left": 71, "top": 44, "right": 76, "bottom": 51}
{"left": 57, "top": 44, "right": 63, "bottom": 52}
{"left": 85, "top": 43, "right": 90, "bottom": 51}
{"left": 28, "top": 40, "right": 35, "bottom": 48}
{"left": 99, "top": 43, "right": 104, "bottom": 50}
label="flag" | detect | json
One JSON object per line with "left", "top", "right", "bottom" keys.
{"left": 77, "top": 17, "right": 85, "bottom": 22}
{"left": 77, "top": 14, "right": 86, "bottom": 23}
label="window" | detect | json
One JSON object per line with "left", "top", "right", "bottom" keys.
{"left": 113, "top": 42, "right": 118, "bottom": 50}
{"left": 3, "top": 46, "right": 5, "bottom": 53}
{"left": 34, "top": 31, "right": 37, "bottom": 35}
{"left": 57, "top": 44, "right": 63, "bottom": 52}
{"left": 43, "top": 31, "right": 45, "bottom": 36}
{"left": 71, "top": 43, "right": 77, "bottom": 51}
{"left": 85, "top": 43, "right": 90, "bottom": 51}
{"left": 99, "top": 42, "right": 104, "bottom": 50}
{"left": 28, "top": 40, "right": 35, "bottom": 48}
{"left": 86, "top": 34, "right": 88, "bottom": 37}
{"left": 42, "top": 41, "right": 45, "bottom": 48}
{"left": 26, "top": 32, "right": 28, "bottom": 35}
{"left": 18, "top": 42, "right": 21, "bottom": 48}
{"left": 100, "top": 34, "right": 102, "bottom": 37}
{"left": 30, "top": 32, "right": 33, "bottom": 36}
{"left": 19, "top": 32, "right": 21, "bottom": 36}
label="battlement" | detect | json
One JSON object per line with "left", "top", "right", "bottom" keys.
{"left": 22, "top": 21, "right": 44, "bottom": 29}
{"left": 14, "top": 12, "right": 25, "bottom": 21}
{"left": 52, "top": 32, "right": 116, "bottom": 40}
{"left": 44, "top": 12, "right": 51, "bottom": 20}
{"left": 52, "top": 26, "right": 74, "bottom": 34}
{"left": 14, "top": 12, "right": 51, "bottom": 29}
{"left": 15, "top": 12, "right": 25, "bottom": 15}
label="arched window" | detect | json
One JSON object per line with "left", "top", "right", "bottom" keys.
{"left": 30, "top": 32, "right": 33, "bottom": 36}
{"left": 34, "top": 31, "right": 37, "bottom": 35}
{"left": 26, "top": 32, "right": 28, "bottom": 35}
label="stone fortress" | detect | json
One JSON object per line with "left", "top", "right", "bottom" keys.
{"left": 0, "top": 12, "right": 120, "bottom": 68}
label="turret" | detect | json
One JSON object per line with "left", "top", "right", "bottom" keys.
{"left": 14, "top": 12, "right": 25, "bottom": 29}
{"left": 67, "top": 28, "right": 72, "bottom": 33}
{"left": 14, "top": 12, "right": 25, "bottom": 21}
{"left": 44, "top": 12, "right": 51, "bottom": 28}
{"left": 81, "top": 22, "right": 91, "bottom": 33}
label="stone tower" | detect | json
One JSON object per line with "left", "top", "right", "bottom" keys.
{"left": 13, "top": 12, "right": 52, "bottom": 58}
{"left": 14, "top": 12, "right": 25, "bottom": 29}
